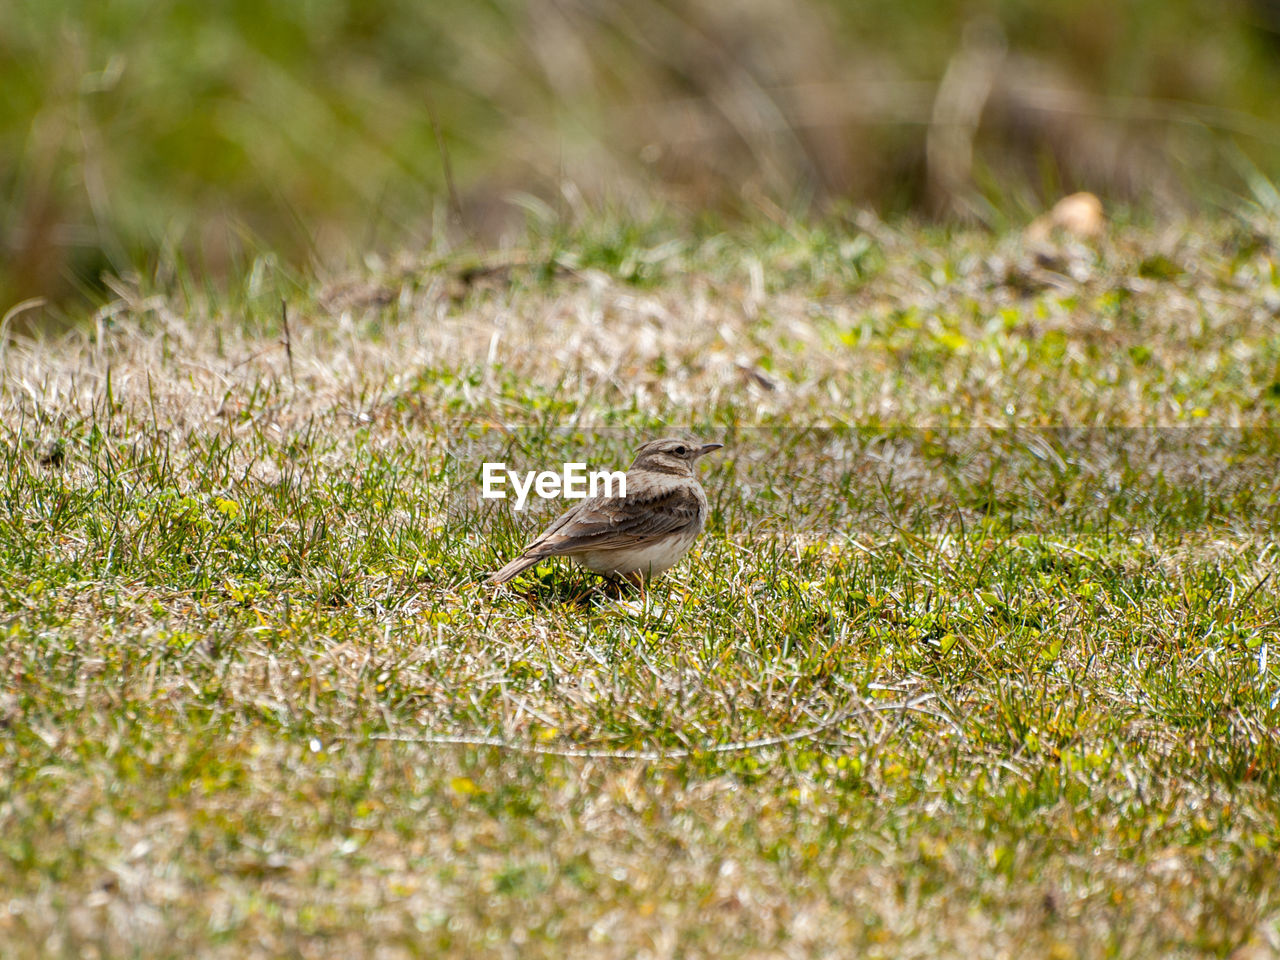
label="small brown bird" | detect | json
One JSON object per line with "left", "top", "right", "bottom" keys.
{"left": 488, "top": 438, "right": 723, "bottom": 588}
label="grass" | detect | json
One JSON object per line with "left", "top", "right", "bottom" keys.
{"left": 2, "top": 212, "right": 1279, "bottom": 958}
{"left": 9, "top": 0, "right": 1280, "bottom": 306}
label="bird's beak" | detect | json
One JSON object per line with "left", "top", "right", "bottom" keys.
{"left": 695, "top": 442, "right": 724, "bottom": 459}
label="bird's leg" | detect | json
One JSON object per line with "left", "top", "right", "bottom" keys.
{"left": 602, "top": 571, "right": 645, "bottom": 601}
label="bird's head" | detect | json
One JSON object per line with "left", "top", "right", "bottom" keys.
{"left": 630, "top": 437, "right": 723, "bottom": 476}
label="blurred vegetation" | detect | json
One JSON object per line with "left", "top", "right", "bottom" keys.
{"left": 4, "top": 0, "right": 1280, "bottom": 308}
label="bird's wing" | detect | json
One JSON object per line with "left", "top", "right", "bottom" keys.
{"left": 519, "top": 484, "right": 703, "bottom": 559}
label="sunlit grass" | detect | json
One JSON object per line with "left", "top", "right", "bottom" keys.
{"left": 1, "top": 214, "right": 1279, "bottom": 957}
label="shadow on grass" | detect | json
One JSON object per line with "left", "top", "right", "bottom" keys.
{"left": 481, "top": 567, "right": 642, "bottom": 610}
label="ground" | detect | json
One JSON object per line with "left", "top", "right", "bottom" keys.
{"left": 2, "top": 213, "right": 1279, "bottom": 958}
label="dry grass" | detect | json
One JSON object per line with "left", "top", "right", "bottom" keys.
{"left": 2, "top": 213, "right": 1279, "bottom": 958}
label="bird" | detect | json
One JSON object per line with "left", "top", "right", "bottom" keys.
{"left": 488, "top": 438, "right": 723, "bottom": 588}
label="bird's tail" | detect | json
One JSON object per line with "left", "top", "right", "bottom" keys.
{"left": 488, "top": 553, "right": 542, "bottom": 585}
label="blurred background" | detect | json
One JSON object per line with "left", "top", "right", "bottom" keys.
{"left": 4, "top": 0, "right": 1280, "bottom": 308}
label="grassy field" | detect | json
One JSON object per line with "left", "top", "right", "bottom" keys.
{"left": 2, "top": 213, "right": 1279, "bottom": 958}
{"left": 8, "top": 0, "right": 1280, "bottom": 306}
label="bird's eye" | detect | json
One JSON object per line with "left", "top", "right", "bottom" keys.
{"left": 674, "top": 445, "right": 687, "bottom": 456}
